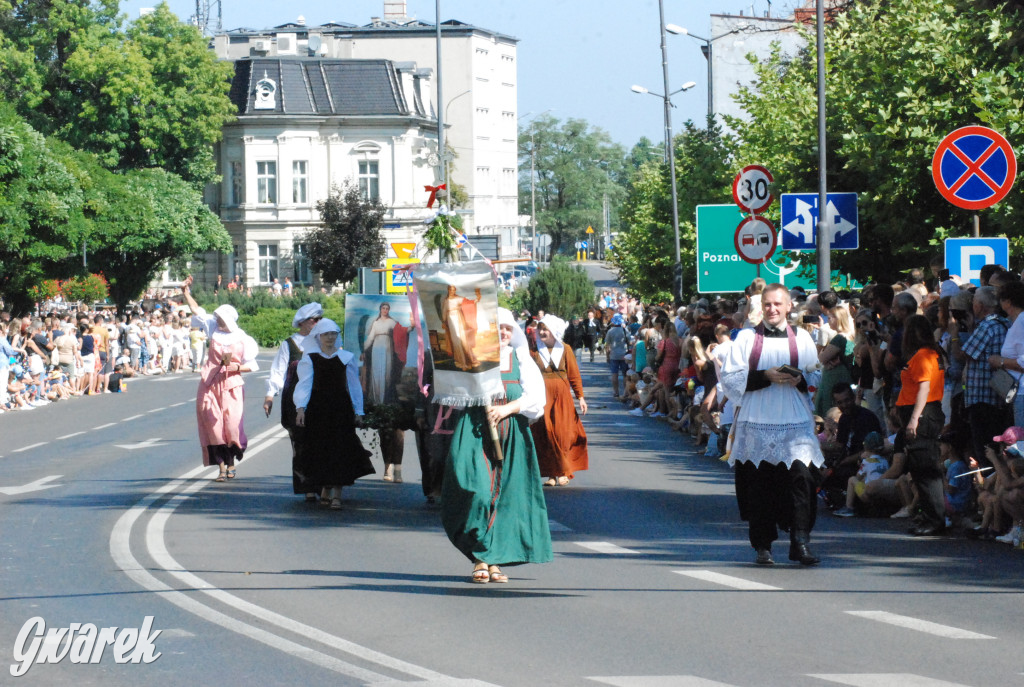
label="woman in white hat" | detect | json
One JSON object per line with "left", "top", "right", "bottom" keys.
{"left": 264, "top": 302, "right": 323, "bottom": 500}
{"left": 441, "top": 307, "right": 552, "bottom": 583}
{"left": 531, "top": 314, "right": 588, "bottom": 486}
{"left": 293, "top": 318, "right": 375, "bottom": 509}
{"left": 181, "top": 277, "right": 260, "bottom": 481}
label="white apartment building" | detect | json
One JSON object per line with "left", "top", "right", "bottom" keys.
{"left": 196, "top": 9, "right": 520, "bottom": 286}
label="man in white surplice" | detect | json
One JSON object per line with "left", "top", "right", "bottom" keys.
{"left": 721, "top": 284, "right": 825, "bottom": 566}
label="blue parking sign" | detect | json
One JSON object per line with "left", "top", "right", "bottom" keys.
{"left": 780, "top": 192, "right": 859, "bottom": 250}
{"left": 945, "top": 238, "right": 1009, "bottom": 286}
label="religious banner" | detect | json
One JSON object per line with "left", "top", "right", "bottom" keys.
{"left": 343, "top": 295, "right": 425, "bottom": 410}
{"left": 411, "top": 261, "right": 502, "bottom": 407}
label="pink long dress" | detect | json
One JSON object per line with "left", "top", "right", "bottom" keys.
{"left": 196, "top": 336, "right": 247, "bottom": 466}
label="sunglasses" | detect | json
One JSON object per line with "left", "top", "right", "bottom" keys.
{"left": 855, "top": 320, "right": 871, "bottom": 328}
{"left": 305, "top": 316, "right": 323, "bottom": 324}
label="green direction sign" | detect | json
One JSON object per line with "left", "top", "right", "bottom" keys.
{"left": 695, "top": 204, "right": 818, "bottom": 293}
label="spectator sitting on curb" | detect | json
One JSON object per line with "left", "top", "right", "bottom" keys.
{"left": 833, "top": 431, "right": 890, "bottom": 517}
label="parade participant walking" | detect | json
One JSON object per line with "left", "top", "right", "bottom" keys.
{"left": 721, "top": 283, "right": 825, "bottom": 566}
{"left": 293, "top": 319, "right": 375, "bottom": 509}
{"left": 441, "top": 307, "right": 552, "bottom": 584}
{"left": 582, "top": 310, "right": 602, "bottom": 363}
{"left": 181, "top": 277, "right": 260, "bottom": 482}
{"left": 264, "top": 302, "right": 323, "bottom": 500}
{"left": 605, "top": 314, "right": 629, "bottom": 399}
{"left": 531, "top": 315, "right": 589, "bottom": 486}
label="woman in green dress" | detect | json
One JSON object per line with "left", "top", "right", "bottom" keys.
{"left": 441, "top": 307, "right": 552, "bottom": 583}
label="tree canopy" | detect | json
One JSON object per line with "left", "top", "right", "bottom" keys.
{"left": 306, "top": 183, "right": 388, "bottom": 286}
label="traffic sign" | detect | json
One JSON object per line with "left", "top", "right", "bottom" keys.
{"left": 696, "top": 205, "right": 817, "bottom": 293}
{"left": 780, "top": 192, "right": 859, "bottom": 250}
{"left": 945, "top": 237, "right": 1009, "bottom": 286}
{"left": 386, "top": 257, "right": 419, "bottom": 293}
{"left": 734, "top": 216, "right": 776, "bottom": 264}
{"left": 732, "top": 165, "right": 774, "bottom": 214}
{"left": 933, "top": 126, "right": 1016, "bottom": 210}
{"left": 580, "top": 241, "right": 588, "bottom": 249}
{"left": 586, "top": 225, "right": 595, "bottom": 234}
{"left": 390, "top": 242, "right": 416, "bottom": 259}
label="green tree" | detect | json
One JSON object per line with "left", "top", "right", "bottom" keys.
{"left": 522, "top": 256, "right": 596, "bottom": 319}
{"left": 0, "top": 1, "right": 234, "bottom": 188}
{"left": 519, "top": 115, "right": 627, "bottom": 255}
{"left": 82, "top": 166, "right": 231, "bottom": 313}
{"left": 306, "top": 183, "right": 388, "bottom": 285}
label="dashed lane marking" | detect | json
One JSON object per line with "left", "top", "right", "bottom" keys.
{"left": 574, "top": 541, "right": 642, "bottom": 555}
{"left": 123, "top": 414, "right": 144, "bottom": 421}
{"left": 809, "top": 675, "right": 977, "bottom": 686}
{"left": 589, "top": 677, "right": 737, "bottom": 686}
{"left": 673, "top": 570, "right": 781, "bottom": 592}
{"left": 12, "top": 442, "right": 48, "bottom": 453}
{"left": 844, "top": 611, "right": 995, "bottom": 640}
{"left": 57, "top": 431, "right": 85, "bottom": 440}
{"left": 169, "top": 402, "right": 188, "bottom": 408}
{"left": 147, "top": 407, "right": 167, "bottom": 414}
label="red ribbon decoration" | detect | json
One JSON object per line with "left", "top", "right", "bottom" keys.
{"left": 424, "top": 183, "right": 446, "bottom": 208}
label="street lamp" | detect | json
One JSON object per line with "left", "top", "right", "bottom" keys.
{"left": 631, "top": 77, "right": 695, "bottom": 305}
{"left": 667, "top": 23, "right": 750, "bottom": 121}
{"left": 442, "top": 88, "right": 472, "bottom": 195}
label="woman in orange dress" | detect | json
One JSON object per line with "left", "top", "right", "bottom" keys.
{"left": 531, "top": 315, "right": 589, "bottom": 486}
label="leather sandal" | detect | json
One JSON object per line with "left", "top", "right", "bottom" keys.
{"left": 488, "top": 566, "right": 508, "bottom": 583}
{"left": 215, "top": 468, "right": 227, "bottom": 482}
{"left": 471, "top": 567, "right": 490, "bottom": 584}
{"left": 226, "top": 468, "right": 236, "bottom": 479}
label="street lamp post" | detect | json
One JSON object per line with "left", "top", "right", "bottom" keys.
{"left": 521, "top": 110, "right": 552, "bottom": 261}
{"left": 443, "top": 88, "right": 472, "bottom": 195}
{"left": 631, "top": 78, "right": 696, "bottom": 305}
{"left": 667, "top": 23, "right": 750, "bottom": 122}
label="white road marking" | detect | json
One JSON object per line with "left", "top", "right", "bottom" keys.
{"left": 589, "top": 677, "right": 737, "bottom": 686}
{"left": 169, "top": 401, "right": 188, "bottom": 408}
{"left": 809, "top": 675, "right": 977, "bottom": 687}
{"left": 548, "top": 520, "right": 572, "bottom": 532}
{"left": 845, "top": 611, "right": 995, "bottom": 639}
{"left": 94, "top": 422, "right": 116, "bottom": 430}
{"left": 111, "top": 424, "right": 460, "bottom": 683}
{"left": 0, "top": 475, "right": 63, "bottom": 496}
{"left": 673, "top": 570, "right": 781, "bottom": 591}
{"left": 147, "top": 407, "right": 166, "bottom": 413}
{"left": 114, "top": 438, "right": 168, "bottom": 450}
{"left": 12, "top": 442, "right": 47, "bottom": 453}
{"left": 57, "top": 431, "right": 85, "bottom": 440}
{"left": 122, "top": 414, "right": 144, "bottom": 421}
{"left": 574, "top": 541, "right": 642, "bottom": 555}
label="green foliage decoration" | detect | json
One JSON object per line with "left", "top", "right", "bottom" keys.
{"left": 522, "top": 256, "right": 596, "bottom": 319}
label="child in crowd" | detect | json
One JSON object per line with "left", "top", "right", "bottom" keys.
{"left": 834, "top": 431, "right": 890, "bottom": 517}
{"left": 942, "top": 432, "right": 976, "bottom": 528}
{"left": 975, "top": 428, "right": 1024, "bottom": 544}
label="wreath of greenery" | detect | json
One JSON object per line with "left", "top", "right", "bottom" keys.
{"left": 422, "top": 209, "right": 464, "bottom": 261}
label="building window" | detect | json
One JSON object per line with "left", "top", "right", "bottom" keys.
{"left": 258, "top": 244, "right": 279, "bottom": 283}
{"left": 294, "top": 243, "right": 311, "bottom": 284}
{"left": 501, "top": 54, "right": 514, "bottom": 63}
{"left": 358, "top": 160, "right": 379, "bottom": 201}
{"left": 230, "top": 161, "right": 244, "bottom": 205}
{"left": 292, "top": 160, "right": 308, "bottom": 204}
{"left": 475, "top": 47, "right": 489, "bottom": 56}
{"left": 257, "top": 161, "right": 277, "bottom": 204}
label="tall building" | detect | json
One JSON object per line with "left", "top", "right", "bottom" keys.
{"left": 195, "top": 8, "right": 520, "bottom": 287}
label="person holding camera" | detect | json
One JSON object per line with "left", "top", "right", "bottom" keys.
{"left": 991, "top": 281, "right": 1024, "bottom": 428}
{"left": 721, "top": 284, "right": 824, "bottom": 566}
{"left": 949, "top": 285, "right": 1010, "bottom": 469}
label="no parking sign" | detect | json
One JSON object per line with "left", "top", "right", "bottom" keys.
{"left": 932, "top": 126, "right": 1016, "bottom": 210}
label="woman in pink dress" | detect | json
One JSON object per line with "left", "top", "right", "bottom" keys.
{"left": 181, "top": 277, "right": 260, "bottom": 481}
{"left": 655, "top": 319, "right": 682, "bottom": 388}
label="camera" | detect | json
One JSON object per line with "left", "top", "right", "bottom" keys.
{"left": 802, "top": 314, "right": 818, "bottom": 324}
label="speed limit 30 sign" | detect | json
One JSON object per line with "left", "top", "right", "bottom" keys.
{"left": 732, "top": 164, "right": 774, "bottom": 214}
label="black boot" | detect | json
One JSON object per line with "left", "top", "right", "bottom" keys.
{"left": 789, "top": 531, "right": 820, "bottom": 566}
{"left": 755, "top": 548, "right": 774, "bottom": 566}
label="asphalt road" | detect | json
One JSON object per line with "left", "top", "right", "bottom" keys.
{"left": 2, "top": 355, "right": 1023, "bottom": 686}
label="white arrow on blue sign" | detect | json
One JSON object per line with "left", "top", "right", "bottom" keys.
{"left": 780, "top": 192, "right": 859, "bottom": 250}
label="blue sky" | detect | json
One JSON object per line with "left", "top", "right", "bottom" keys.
{"left": 122, "top": 0, "right": 800, "bottom": 148}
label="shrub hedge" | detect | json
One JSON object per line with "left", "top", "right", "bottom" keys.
{"left": 193, "top": 287, "right": 347, "bottom": 348}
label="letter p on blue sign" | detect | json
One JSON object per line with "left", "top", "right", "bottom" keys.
{"left": 945, "top": 237, "right": 1009, "bottom": 286}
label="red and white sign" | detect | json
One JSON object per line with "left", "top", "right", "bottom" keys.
{"left": 734, "top": 216, "right": 777, "bottom": 265}
{"left": 932, "top": 126, "right": 1016, "bottom": 210}
{"left": 732, "top": 164, "right": 774, "bottom": 214}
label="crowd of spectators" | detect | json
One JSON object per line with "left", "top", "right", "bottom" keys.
{"left": 570, "top": 264, "right": 1024, "bottom": 546}
{"left": 0, "top": 296, "right": 210, "bottom": 413}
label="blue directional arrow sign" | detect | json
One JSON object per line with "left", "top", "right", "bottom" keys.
{"left": 780, "top": 192, "right": 859, "bottom": 250}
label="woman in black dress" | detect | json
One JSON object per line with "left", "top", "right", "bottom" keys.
{"left": 293, "top": 319, "right": 374, "bottom": 509}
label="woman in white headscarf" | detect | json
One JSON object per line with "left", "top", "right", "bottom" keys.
{"left": 531, "top": 314, "right": 589, "bottom": 486}
{"left": 293, "top": 318, "right": 375, "bottom": 509}
{"left": 441, "top": 307, "right": 552, "bottom": 583}
{"left": 181, "top": 277, "right": 260, "bottom": 481}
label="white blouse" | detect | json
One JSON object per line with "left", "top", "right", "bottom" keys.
{"left": 292, "top": 348, "right": 364, "bottom": 415}
{"left": 265, "top": 333, "right": 308, "bottom": 397}
{"left": 1001, "top": 314, "right": 1024, "bottom": 382}
{"left": 190, "top": 307, "right": 259, "bottom": 368}
{"left": 508, "top": 345, "right": 546, "bottom": 421}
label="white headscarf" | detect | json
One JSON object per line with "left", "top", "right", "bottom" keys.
{"left": 535, "top": 314, "right": 567, "bottom": 368}
{"left": 309, "top": 318, "right": 341, "bottom": 352}
{"left": 212, "top": 304, "right": 239, "bottom": 333}
{"left": 497, "top": 307, "right": 528, "bottom": 351}
{"left": 292, "top": 302, "right": 323, "bottom": 328}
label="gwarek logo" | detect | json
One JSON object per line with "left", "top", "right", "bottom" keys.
{"left": 10, "top": 616, "right": 162, "bottom": 677}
